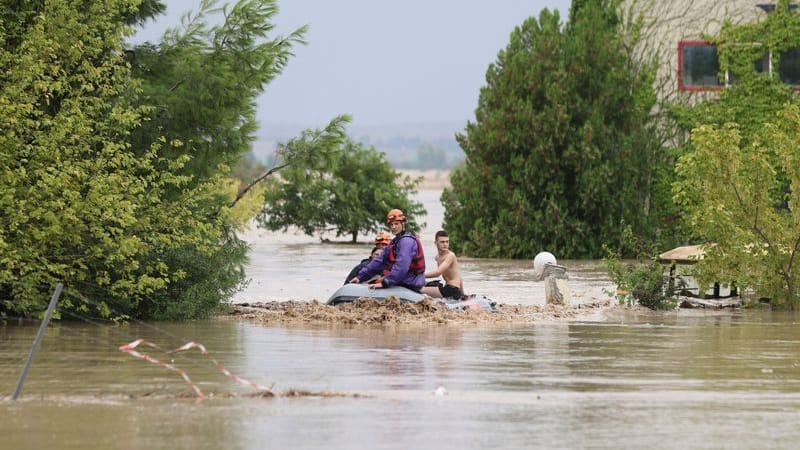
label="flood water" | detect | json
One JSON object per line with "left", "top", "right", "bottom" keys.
{"left": 3, "top": 190, "right": 800, "bottom": 449}
{"left": 235, "top": 190, "right": 611, "bottom": 306}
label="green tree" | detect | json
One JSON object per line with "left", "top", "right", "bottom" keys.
{"left": 129, "top": 0, "right": 305, "bottom": 182}
{"left": 232, "top": 152, "right": 269, "bottom": 186}
{"left": 259, "top": 134, "right": 426, "bottom": 242}
{"left": 0, "top": 0, "right": 226, "bottom": 318}
{"left": 671, "top": 0, "right": 800, "bottom": 307}
{"left": 0, "top": 0, "right": 333, "bottom": 320}
{"left": 121, "top": 0, "right": 309, "bottom": 318}
{"left": 443, "top": 0, "right": 659, "bottom": 258}
{"left": 674, "top": 112, "right": 800, "bottom": 307}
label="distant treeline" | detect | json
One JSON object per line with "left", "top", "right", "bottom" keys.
{"left": 254, "top": 135, "right": 464, "bottom": 170}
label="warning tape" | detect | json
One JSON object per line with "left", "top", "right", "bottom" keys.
{"left": 118, "top": 339, "right": 205, "bottom": 399}
{"left": 118, "top": 339, "right": 272, "bottom": 399}
{"left": 169, "top": 341, "right": 273, "bottom": 393}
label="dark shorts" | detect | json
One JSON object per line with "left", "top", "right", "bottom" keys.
{"left": 439, "top": 284, "right": 463, "bottom": 299}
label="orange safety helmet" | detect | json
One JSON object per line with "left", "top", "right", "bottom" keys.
{"left": 374, "top": 231, "right": 392, "bottom": 246}
{"left": 385, "top": 208, "right": 406, "bottom": 224}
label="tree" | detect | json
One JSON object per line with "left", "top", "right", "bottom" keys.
{"left": 0, "top": 0, "right": 227, "bottom": 318}
{"left": 443, "top": 0, "right": 659, "bottom": 259}
{"left": 232, "top": 153, "right": 269, "bottom": 187}
{"left": 129, "top": 0, "right": 306, "bottom": 183}
{"left": 674, "top": 112, "right": 800, "bottom": 307}
{"left": 119, "top": 0, "right": 311, "bottom": 319}
{"left": 0, "top": 0, "right": 331, "bottom": 320}
{"left": 259, "top": 133, "right": 426, "bottom": 242}
{"left": 671, "top": 0, "right": 800, "bottom": 307}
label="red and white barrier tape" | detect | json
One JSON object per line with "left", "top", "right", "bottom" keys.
{"left": 169, "top": 341, "right": 272, "bottom": 393}
{"left": 118, "top": 339, "right": 205, "bottom": 399}
{"left": 118, "top": 339, "right": 271, "bottom": 399}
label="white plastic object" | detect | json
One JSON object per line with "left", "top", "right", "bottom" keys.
{"left": 532, "top": 251, "right": 557, "bottom": 281}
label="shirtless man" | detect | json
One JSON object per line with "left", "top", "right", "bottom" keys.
{"left": 421, "top": 230, "right": 464, "bottom": 299}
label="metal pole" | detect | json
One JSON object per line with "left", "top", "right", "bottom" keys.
{"left": 12, "top": 282, "right": 63, "bottom": 400}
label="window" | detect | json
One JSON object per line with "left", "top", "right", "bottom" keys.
{"left": 754, "top": 54, "right": 770, "bottom": 73}
{"left": 678, "top": 41, "right": 800, "bottom": 90}
{"left": 777, "top": 49, "right": 800, "bottom": 85}
{"left": 678, "top": 41, "right": 721, "bottom": 91}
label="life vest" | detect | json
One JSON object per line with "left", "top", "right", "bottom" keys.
{"left": 384, "top": 233, "right": 425, "bottom": 276}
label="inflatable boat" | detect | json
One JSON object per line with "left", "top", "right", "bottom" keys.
{"left": 326, "top": 283, "right": 497, "bottom": 312}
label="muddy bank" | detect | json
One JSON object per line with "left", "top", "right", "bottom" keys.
{"left": 226, "top": 297, "right": 615, "bottom": 326}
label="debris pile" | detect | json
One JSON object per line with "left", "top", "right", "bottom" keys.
{"left": 228, "top": 297, "right": 614, "bottom": 326}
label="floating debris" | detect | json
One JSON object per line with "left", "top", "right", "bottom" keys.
{"left": 228, "top": 297, "right": 614, "bottom": 326}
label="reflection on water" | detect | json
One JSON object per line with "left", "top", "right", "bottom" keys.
{"left": 3, "top": 312, "right": 800, "bottom": 449}
{"left": 5, "top": 189, "right": 800, "bottom": 449}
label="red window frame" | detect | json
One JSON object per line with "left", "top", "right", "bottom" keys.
{"left": 678, "top": 40, "right": 722, "bottom": 92}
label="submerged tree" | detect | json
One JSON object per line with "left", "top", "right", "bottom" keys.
{"left": 672, "top": 0, "right": 800, "bottom": 307}
{"left": 675, "top": 111, "right": 800, "bottom": 306}
{"left": 0, "top": 0, "right": 227, "bottom": 318}
{"left": 0, "top": 0, "right": 336, "bottom": 320}
{"left": 259, "top": 133, "right": 426, "bottom": 242}
{"left": 122, "top": 0, "right": 312, "bottom": 319}
{"left": 443, "top": 0, "right": 659, "bottom": 258}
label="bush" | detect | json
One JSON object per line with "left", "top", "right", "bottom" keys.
{"left": 606, "top": 255, "right": 677, "bottom": 310}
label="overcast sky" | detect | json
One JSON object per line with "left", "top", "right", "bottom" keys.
{"left": 133, "top": 0, "right": 572, "bottom": 135}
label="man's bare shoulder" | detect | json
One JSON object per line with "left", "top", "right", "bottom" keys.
{"left": 437, "top": 250, "right": 457, "bottom": 264}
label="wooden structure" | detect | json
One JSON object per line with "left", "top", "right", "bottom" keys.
{"left": 657, "top": 245, "right": 738, "bottom": 299}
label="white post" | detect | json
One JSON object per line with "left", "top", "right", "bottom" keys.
{"left": 543, "top": 265, "right": 569, "bottom": 306}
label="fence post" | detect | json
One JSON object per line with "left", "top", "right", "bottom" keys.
{"left": 12, "top": 282, "right": 63, "bottom": 400}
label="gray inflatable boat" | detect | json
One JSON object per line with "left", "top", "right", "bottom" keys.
{"left": 326, "top": 283, "right": 497, "bottom": 312}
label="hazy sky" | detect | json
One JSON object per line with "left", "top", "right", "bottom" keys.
{"left": 134, "top": 0, "right": 572, "bottom": 135}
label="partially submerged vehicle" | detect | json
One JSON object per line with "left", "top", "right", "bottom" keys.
{"left": 326, "top": 283, "right": 498, "bottom": 312}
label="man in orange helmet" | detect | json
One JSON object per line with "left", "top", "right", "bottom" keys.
{"left": 343, "top": 232, "right": 391, "bottom": 284}
{"left": 374, "top": 231, "right": 391, "bottom": 247}
{"left": 349, "top": 209, "right": 426, "bottom": 292}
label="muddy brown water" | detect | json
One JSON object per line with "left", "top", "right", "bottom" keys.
{"left": 3, "top": 190, "right": 800, "bottom": 449}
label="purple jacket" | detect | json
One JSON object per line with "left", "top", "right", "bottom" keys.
{"left": 356, "top": 232, "right": 425, "bottom": 291}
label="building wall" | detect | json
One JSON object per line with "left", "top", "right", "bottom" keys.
{"left": 625, "top": 0, "right": 770, "bottom": 104}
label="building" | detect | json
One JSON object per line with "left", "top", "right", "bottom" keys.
{"left": 628, "top": 1, "right": 799, "bottom": 102}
